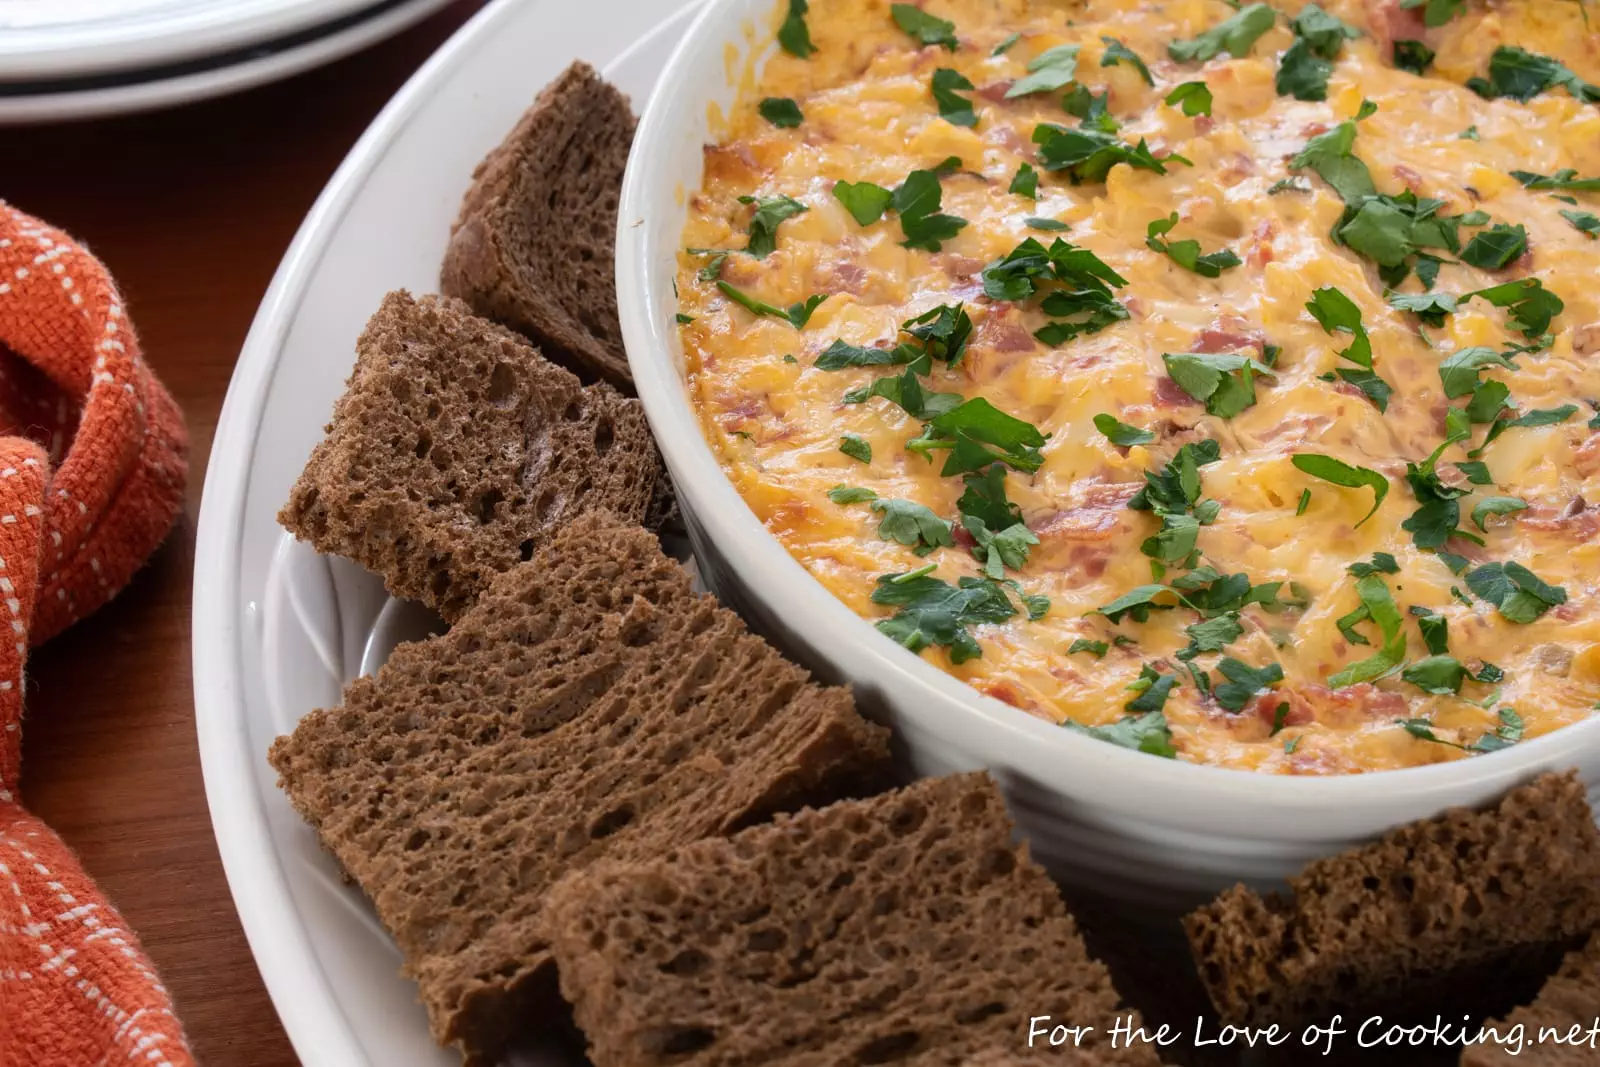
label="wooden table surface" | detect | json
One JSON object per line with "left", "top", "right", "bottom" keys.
{"left": 3, "top": 6, "right": 480, "bottom": 1062}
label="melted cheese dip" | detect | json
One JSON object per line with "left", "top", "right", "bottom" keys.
{"left": 675, "top": 0, "right": 1600, "bottom": 773}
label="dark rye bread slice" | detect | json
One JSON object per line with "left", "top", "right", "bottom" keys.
{"left": 268, "top": 511, "right": 891, "bottom": 1066}
{"left": 279, "top": 290, "right": 664, "bottom": 621}
{"left": 441, "top": 60, "right": 635, "bottom": 390}
{"left": 1461, "top": 931, "right": 1600, "bottom": 1066}
{"left": 544, "top": 773, "right": 1167, "bottom": 1067}
{"left": 1184, "top": 772, "right": 1600, "bottom": 1029}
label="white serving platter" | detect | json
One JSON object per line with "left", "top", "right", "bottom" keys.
{"left": 0, "top": 0, "right": 454, "bottom": 125}
{"left": 192, "top": 1, "right": 700, "bottom": 1063}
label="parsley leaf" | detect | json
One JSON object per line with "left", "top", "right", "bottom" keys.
{"left": 1094, "top": 413, "right": 1155, "bottom": 447}
{"left": 1349, "top": 552, "right": 1400, "bottom": 577}
{"left": 1101, "top": 36, "right": 1153, "bottom": 85}
{"left": 777, "top": 0, "right": 816, "bottom": 58}
{"left": 1276, "top": 4, "right": 1359, "bottom": 102}
{"left": 1291, "top": 454, "right": 1389, "bottom": 526}
{"left": 839, "top": 433, "right": 872, "bottom": 463}
{"left": 871, "top": 498, "right": 954, "bottom": 550}
{"left": 1026, "top": 217, "right": 1069, "bottom": 232}
{"left": 1146, "top": 213, "right": 1242, "bottom": 277}
{"left": 1306, "top": 286, "right": 1374, "bottom": 367}
{"left": 843, "top": 365, "right": 961, "bottom": 419}
{"left": 892, "top": 166, "right": 969, "bottom": 251}
{"left": 1393, "top": 39, "right": 1435, "bottom": 75}
{"left": 1562, "top": 209, "right": 1600, "bottom": 238}
{"left": 1214, "top": 657, "right": 1285, "bottom": 712}
{"left": 1465, "top": 561, "right": 1567, "bottom": 623}
{"left": 1459, "top": 224, "right": 1528, "bottom": 270}
{"left": 1510, "top": 168, "right": 1600, "bottom": 193}
{"left": 902, "top": 303, "right": 974, "bottom": 365}
{"left": 739, "top": 194, "right": 808, "bottom": 258}
{"left": 1162, "top": 352, "right": 1276, "bottom": 418}
{"left": 1467, "top": 45, "right": 1600, "bottom": 103}
{"left": 1007, "top": 44, "right": 1080, "bottom": 98}
{"left": 717, "top": 281, "right": 827, "bottom": 327}
{"left": 759, "top": 97, "right": 804, "bottom": 127}
{"left": 1387, "top": 289, "right": 1458, "bottom": 327}
{"left": 1470, "top": 707, "right": 1524, "bottom": 753}
{"left": 957, "top": 465, "right": 1022, "bottom": 531}
{"left": 1165, "top": 81, "right": 1214, "bottom": 116}
{"left": 815, "top": 339, "right": 914, "bottom": 370}
{"left": 1034, "top": 125, "right": 1187, "bottom": 184}
{"left": 1438, "top": 345, "right": 1516, "bottom": 399}
{"left": 931, "top": 68, "right": 978, "bottom": 126}
{"left": 1463, "top": 278, "right": 1563, "bottom": 339}
{"left": 910, "top": 397, "right": 1049, "bottom": 475}
{"left": 872, "top": 570, "right": 1016, "bottom": 662}
{"left": 1096, "top": 584, "right": 1176, "bottom": 624}
{"left": 1399, "top": 0, "right": 1465, "bottom": 26}
{"left": 890, "top": 3, "right": 958, "bottom": 49}
{"left": 1329, "top": 575, "right": 1407, "bottom": 686}
{"left": 832, "top": 180, "right": 893, "bottom": 226}
{"left": 963, "top": 514, "right": 1039, "bottom": 578}
{"left": 1069, "top": 638, "right": 1109, "bottom": 657}
{"left": 992, "top": 32, "right": 1020, "bottom": 56}
{"left": 1063, "top": 707, "right": 1178, "bottom": 758}
{"left": 1402, "top": 654, "right": 1468, "bottom": 694}
{"left": 1471, "top": 495, "right": 1528, "bottom": 531}
{"left": 1010, "top": 163, "right": 1039, "bottom": 199}
{"left": 1169, "top": 4, "right": 1276, "bottom": 62}
{"left": 1291, "top": 121, "right": 1377, "bottom": 202}
{"left": 827, "top": 484, "right": 876, "bottom": 504}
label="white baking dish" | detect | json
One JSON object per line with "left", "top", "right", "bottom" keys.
{"left": 615, "top": 0, "right": 1600, "bottom": 904}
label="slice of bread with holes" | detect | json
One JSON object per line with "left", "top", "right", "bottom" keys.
{"left": 441, "top": 61, "right": 636, "bottom": 390}
{"left": 268, "top": 511, "right": 891, "bottom": 1066}
{"left": 1185, "top": 771, "right": 1600, "bottom": 1030}
{"left": 1460, "top": 930, "right": 1600, "bottom": 1066}
{"left": 279, "top": 290, "right": 665, "bottom": 620}
{"left": 543, "top": 773, "right": 1167, "bottom": 1067}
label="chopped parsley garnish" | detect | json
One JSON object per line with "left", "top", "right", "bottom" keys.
{"left": 1165, "top": 81, "right": 1214, "bottom": 117}
{"left": 1094, "top": 413, "right": 1155, "bottom": 447}
{"left": 1468, "top": 278, "right": 1564, "bottom": 339}
{"left": 1388, "top": 289, "right": 1457, "bottom": 327}
{"left": 963, "top": 514, "right": 1039, "bottom": 579}
{"left": 1329, "top": 575, "right": 1407, "bottom": 687}
{"left": 843, "top": 365, "right": 960, "bottom": 419}
{"left": 1179, "top": 614, "right": 1245, "bottom": 660}
{"left": 1063, "top": 706, "right": 1178, "bottom": 758}
{"left": 902, "top": 303, "right": 974, "bottom": 365}
{"left": 1458, "top": 224, "right": 1527, "bottom": 270}
{"left": 739, "top": 194, "right": 808, "bottom": 258}
{"left": 1413, "top": 609, "right": 1449, "bottom": 655}
{"left": 870, "top": 498, "right": 953, "bottom": 551}
{"left": 1162, "top": 352, "right": 1276, "bottom": 418}
{"left": 1398, "top": 0, "right": 1465, "bottom": 26}
{"left": 1400, "top": 412, "right": 1481, "bottom": 550}
{"left": 1169, "top": 3, "right": 1276, "bottom": 62}
{"left": 839, "top": 433, "right": 872, "bottom": 463}
{"left": 908, "top": 397, "right": 1049, "bottom": 475}
{"left": 1470, "top": 495, "right": 1528, "bottom": 531}
{"left": 889, "top": 3, "right": 958, "bottom": 49}
{"left": 1392, "top": 40, "right": 1435, "bottom": 75}
{"left": 1213, "top": 657, "right": 1285, "bottom": 712}
{"left": 1097, "top": 584, "right": 1176, "bottom": 624}
{"left": 1464, "top": 561, "right": 1568, "bottom": 623}
{"left": 982, "top": 236, "right": 1130, "bottom": 344}
{"left": 957, "top": 465, "right": 1022, "bottom": 531}
{"left": 832, "top": 180, "right": 893, "bottom": 226}
{"left": 1296, "top": 489, "right": 1312, "bottom": 515}
{"left": 675, "top": 313, "right": 694, "bottom": 325}
{"left": 1100, "top": 36, "right": 1152, "bottom": 85}
{"left": 1291, "top": 121, "right": 1375, "bottom": 202}
{"left": 1128, "top": 439, "right": 1224, "bottom": 565}
{"left": 815, "top": 339, "right": 914, "bottom": 370}
{"left": 1562, "top": 209, "right": 1600, "bottom": 237}
{"left": 1068, "top": 638, "right": 1109, "bottom": 657}
{"left": 931, "top": 68, "right": 978, "bottom": 127}
{"left": 1472, "top": 707, "right": 1525, "bottom": 753}
{"left": 1438, "top": 345, "right": 1517, "bottom": 399}
{"left": 992, "top": 32, "right": 1020, "bottom": 56}
{"left": 777, "top": 0, "right": 816, "bottom": 58}
{"left": 1467, "top": 45, "right": 1600, "bottom": 104}
{"left": 1455, "top": 461, "right": 1493, "bottom": 485}
{"left": 871, "top": 570, "right": 1017, "bottom": 662}
{"left": 1010, "top": 163, "right": 1039, "bottom": 199}
{"left": 891, "top": 164, "right": 969, "bottom": 251}
{"left": 1007, "top": 44, "right": 1080, "bottom": 98}
{"left": 1401, "top": 654, "right": 1468, "bottom": 695}
{"left": 1510, "top": 168, "right": 1600, "bottom": 193}
{"left": 1349, "top": 552, "right": 1400, "bottom": 577}
{"left": 1276, "top": 3, "right": 1360, "bottom": 102}
{"left": 1305, "top": 286, "right": 1393, "bottom": 411}
{"left": 717, "top": 281, "right": 827, "bottom": 327}
{"left": 827, "top": 484, "right": 876, "bottom": 504}
{"left": 1291, "top": 454, "right": 1388, "bottom": 526}
{"left": 1146, "top": 213, "right": 1241, "bottom": 277}
{"left": 1034, "top": 124, "right": 1188, "bottom": 184}
{"left": 1026, "top": 217, "right": 1069, "bottom": 231}
{"left": 759, "top": 97, "right": 804, "bottom": 127}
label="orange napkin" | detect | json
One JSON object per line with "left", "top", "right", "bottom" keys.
{"left": 0, "top": 202, "right": 193, "bottom": 1066}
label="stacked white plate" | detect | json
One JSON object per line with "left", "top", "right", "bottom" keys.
{"left": 0, "top": 0, "right": 459, "bottom": 123}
